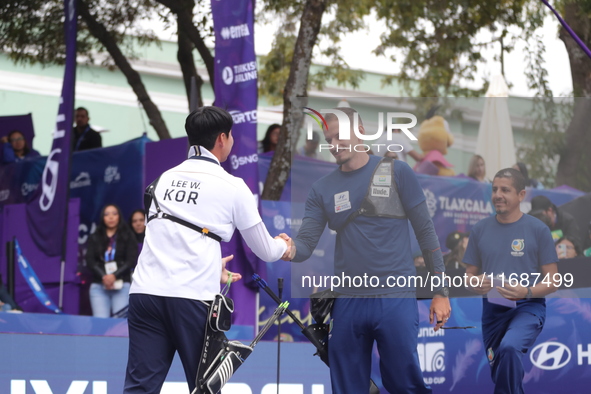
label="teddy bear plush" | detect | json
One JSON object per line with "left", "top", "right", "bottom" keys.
{"left": 413, "top": 115, "right": 455, "bottom": 176}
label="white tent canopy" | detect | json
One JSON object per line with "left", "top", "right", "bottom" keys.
{"left": 475, "top": 75, "right": 517, "bottom": 179}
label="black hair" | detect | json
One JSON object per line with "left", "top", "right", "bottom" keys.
{"left": 128, "top": 209, "right": 146, "bottom": 243}
{"left": 493, "top": 168, "right": 526, "bottom": 193}
{"left": 7, "top": 130, "right": 30, "bottom": 156}
{"left": 75, "top": 107, "right": 89, "bottom": 116}
{"left": 128, "top": 209, "right": 146, "bottom": 231}
{"left": 529, "top": 209, "right": 552, "bottom": 229}
{"left": 555, "top": 235, "right": 582, "bottom": 257}
{"left": 95, "top": 204, "right": 134, "bottom": 250}
{"left": 514, "top": 162, "right": 540, "bottom": 188}
{"left": 184, "top": 106, "right": 233, "bottom": 151}
{"left": 262, "top": 124, "right": 281, "bottom": 153}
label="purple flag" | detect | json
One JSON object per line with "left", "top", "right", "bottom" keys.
{"left": 211, "top": 0, "right": 262, "bottom": 327}
{"left": 26, "top": 0, "right": 77, "bottom": 257}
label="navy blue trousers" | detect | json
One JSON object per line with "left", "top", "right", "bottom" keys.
{"left": 482, "top": 300, "right": 545, "bottom": 394}
{"left": 329, "top": 296, "right": 431, "bottom": 394}
{"left": 124, "top": 294, "right": 209, "bottom": 393}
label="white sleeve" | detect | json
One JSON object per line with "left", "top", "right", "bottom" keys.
{"left": 240, "top": 222, "right": 287, "bottom": 262}
{"left": 233, "top": 180, "right": 264, "bottom": 231}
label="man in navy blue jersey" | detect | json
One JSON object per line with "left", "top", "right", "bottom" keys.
{"left": 282, "top": 107, "right": 450, "bottom": 393}
{"left": 464, "top": 168, "right": 559, "bottom": 394}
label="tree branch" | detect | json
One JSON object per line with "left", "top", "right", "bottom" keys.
{"left": 262, "top": 0, "right": 328, "bottom": 200}
{"left": 156, "top": 0, "right": 215, "bottom": 90}
{"left": 178, "top": 19, "right": 203, "bottom": 109}
{"left": 556, "top": 1, "right": 591, "bottom": 190}
{"left": 78, "top": 0, "right": 171, "bottom": 139}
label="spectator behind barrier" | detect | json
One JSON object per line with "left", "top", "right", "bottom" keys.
{"left": 72, "top": 107, "right": 102, "bottom": 151}
{"left": 555, "top": 236, "right": 581, "bottom": 259}
{"left": 129, "top": 209, "right": 146, "bottom": 244}
{"left": 529, "top": 195, "right": 581, "bottom": 248}
{"left": 1, "top": 130, "right": 40, "bottom": 163}
{"left": 298, "top": 131, "right": 320, "bottom": 159}
{"left": 529, "top": 209, "right": 553, "bottom": 229}
{"left": 513, "top": 162, "right": 543, "bottom": 189}
{"left": 86, "top": 204, "right": 137, "bottom": 318}
{"left": 467, "top": 154, "right": 489, "bottom": 183}
{"left": 259, "top": 123, "right": 280, "bottom": 153}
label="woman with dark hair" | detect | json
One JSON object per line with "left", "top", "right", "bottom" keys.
{"left": 129, "top": 209, "right": 146, "bottom": 243}
{"left": 555, "top": 235, "right": 581, "bottom": 259}
{"left": 513, "top": 162, "right": 543, "bottom": 189}
{"left": 1, "top": 130, "right": 40, "bottom": 163}
{"left": 86, "top": 204, "right": 138, "bottom": 318}
{"left": 260, "top": 123, "right": 281, "bottom": 153}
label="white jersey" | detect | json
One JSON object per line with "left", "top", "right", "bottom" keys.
{"left": 131, "top": 147, "right": 269, "bottom": 301}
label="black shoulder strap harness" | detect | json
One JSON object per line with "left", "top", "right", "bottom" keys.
{"left": 144, "top": 155, "right": 222, "bottom": 242}
{"left": 339, "top": 157, "right": 407, "bottom": 231}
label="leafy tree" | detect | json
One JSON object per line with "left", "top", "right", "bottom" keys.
{"left": 554, "top": 0, "right": 591, "bottom": 191}
{"left": 77, "top": 0, "right": 172, "bottom": 139}
{"left": 352, "top": 0, "right": 591, "bottom": 191}
{"left": 260, "top": 0, "right": 591, "bottom": 194}
{"left": 515, "top": 28, "right": 566, "bottom": 189}
{"left": 260, "top": 0, "right": 369, "bottom": 200}
{"left": 372, "top": 0, "right": 540, "bottom": 97}
{"left": 155, "top": 0, "right": 216, "bottom": 108}
{"left": 0, "top": 0, "right": 172, "bottom": 139}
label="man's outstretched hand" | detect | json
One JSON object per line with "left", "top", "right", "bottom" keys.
{"left": 276, "top": 233, "right": 295, "bottom": 261}
{"left": 221, "top": 254, "right": 242, "bottom": 284}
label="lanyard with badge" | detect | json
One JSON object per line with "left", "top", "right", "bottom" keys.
{"left": 104, "top": 237, "right": 123, "bottom": 290}
{"left": 75, "top": 125, "right": 91, "bottom": 150}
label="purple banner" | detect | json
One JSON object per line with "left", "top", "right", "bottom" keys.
{"left": 25, "top": 0, "right": 77, "bottom": 257}
{"left": 143, "top": 137, "right": 188, "bottom": 189}
{"left": 210, "top": 0, "right": 259, "bottom": 197}
{"left": 1, "top": 200, "right": 80, "bottom": 314}
{"left": 211, "top": 0, "right": 262, "bottom": 327}
{"left": 415, "top": 174, "right": 493, "bottom": 253}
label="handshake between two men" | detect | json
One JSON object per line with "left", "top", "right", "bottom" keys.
{"left": 275, "top": 233, "right": 295, "bottom": 261}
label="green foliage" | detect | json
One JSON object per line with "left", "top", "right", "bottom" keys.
{"left": 258, "top": 0, "right": 551, "bottom": 103}
{"left": 517, "top": 30, "right": 567, "bottom": 188}
{"left": 0, "top": 1, "right": 91, "bottom": 65}
{"left": 258, "top": 24, "right": 296, "bottom": 105}
{"left": 0, "top": 0, "right": 161, "bottom": 67}
{"left": 258, "top": 0, "right": 370, "bottom": 103}
{"left": 372, "top": 0, "right": 541, "bottom": 97}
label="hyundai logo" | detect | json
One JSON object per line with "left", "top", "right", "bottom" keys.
{"left": 530, "top": 341, "right": 571, "bottom": 370}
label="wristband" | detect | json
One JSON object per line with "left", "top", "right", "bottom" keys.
{"left": 526, "top": 287, "right": 533, "bottom": 299}
{"left": 434, "top": 287, "right": 449, "bottom": 297}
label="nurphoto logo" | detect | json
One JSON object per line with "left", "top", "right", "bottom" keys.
{"left": 303, "top": 107, "right": 417, "bottom": 154}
